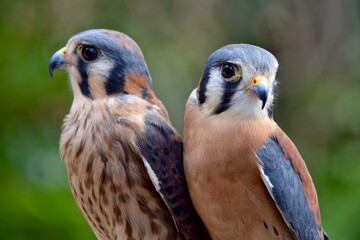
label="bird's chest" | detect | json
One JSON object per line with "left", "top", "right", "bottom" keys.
{"left": 60, "top": 108, "right": 177, "bottom": 240}
{"left": 185, "top": 118, "right": 294, "bottom": 240}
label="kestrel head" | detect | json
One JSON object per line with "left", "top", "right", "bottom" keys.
{"left": 196, "top": 44, "right": 279, "bottom": 119}
{"left": 49, "top": 29, "right": 152, "bottom": 100}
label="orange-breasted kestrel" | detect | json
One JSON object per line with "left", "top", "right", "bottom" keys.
{"left": 183, "top": 44, "right": 329, "bottom": 240}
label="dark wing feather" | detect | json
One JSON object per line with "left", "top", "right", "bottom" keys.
{"left": 137, "top": 112, "right": 211, "bottom": 240}
{"left": 257, "top": 136, "right": 321, "bottom": 240}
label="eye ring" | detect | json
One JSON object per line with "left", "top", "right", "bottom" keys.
{"left": 221, "top": 63, "right": 235, "bottom": 78}
{"left": 81, "top": 45, "right": 98, "bottom": 61}
{"left": 220, "top": 63, "right": 242, "bottom": 81}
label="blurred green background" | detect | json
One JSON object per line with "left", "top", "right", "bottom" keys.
{"left": 0, "top": 0, "right": 359, "bottom": 239}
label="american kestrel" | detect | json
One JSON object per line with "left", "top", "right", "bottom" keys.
{"left": 49, "top": 29, "right": 210, "bottom": 240}
{"left": 183, "top": 44, "right": 329, "bottom": 240}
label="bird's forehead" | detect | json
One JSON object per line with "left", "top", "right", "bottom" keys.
{"left": 208, "top": 44, "right": 279, "bottom": 72}
{"left": 67, "top": 29, "right": 144, "bottom": 57}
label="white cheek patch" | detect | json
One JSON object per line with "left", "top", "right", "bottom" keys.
{"left": 219, "top": 90, "right": 267, "bottom": 120}
{"left": 87, "top": 59, "right": 115, "bottom": 98}
{"left": 68, "top": 65, "right": 90, "bottom": 102}
{"left": 202, "top": 70, "right": 224, "bottom": 115}
{"left": 88, "top": 59, "right": 114, "bottom": 79}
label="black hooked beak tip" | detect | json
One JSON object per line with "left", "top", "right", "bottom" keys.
{"left": 252, "top": 84, "right": 268, "bottom": 109}
{"left": 49, "top": 48, "right": 67, "bottom": 77}
{"left": 249, "top": 76, "right": 269, "bottom": 109}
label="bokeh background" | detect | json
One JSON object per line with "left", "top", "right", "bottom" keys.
{"left": 1, "top": 0, "right": 359, "bottom": 239}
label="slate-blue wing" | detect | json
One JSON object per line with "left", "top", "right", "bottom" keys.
{"left": 257, "top": 130, "right": 328, "bottom": 240}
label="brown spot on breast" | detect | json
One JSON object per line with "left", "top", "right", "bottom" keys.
{"left": 105, "top": 232, "right": 111, "bottom": 239}
{"left": 79, "top": 182, "right": 84, "bottom": 195}
{"left": 98, "top": 224, "right": 106, "bottom": 235}
{"left": 95, "top": 214, "right": 101, "bottom": 224}
{"left": 88, "top": 196, "right": 93, "bottom": 206}
{"left": 100, "top": 188, "right": 109, "bottom": 205}
{"left": 137, "top": 194, "right": 156, "bottom": 218}
{"left": 99, "top": 153, "right": 109, "bottom": 185}
{"left": 88, "top": 206, "right": 95, "bottom": 215}
{"left": 119, "top": 160, "right": 135, "bottom": 188}
{"left": 98, "top": 160, "right": 108, "bottom": 198}
{"left": 75, "top": 139, "right": 85, "bottom": 159}
{"left": 273, "top": 226, "right": 279, "bottom": 236}
{"left": 99, "top": 184, "right": 105, "bottom": 197}
{"left": 85, "top": 175, "right": 94, "bottom": 190}
{"left": 263, "top": 221, "right": 268, "bottom": 229}
{"left": 125, "top": 217, "right": 133, "bottom": 238}
{"left": 150, "top": 220, "right": 160, "bottom": 235}
{"left": 110, "top": 182, "right": 117, "bottom": 193}
{"left": 113, "top": 204, "right": 122, "bottom": 223}
{"left": 119, "top": 193, "right": 130, "bottom": 203}
{"left": 85, "top": 153, "right": 94, "bottom": 174}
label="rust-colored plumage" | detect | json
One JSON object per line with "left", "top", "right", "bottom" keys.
{"left": 184, "top": 44, "right": 328, "bottom": 240}
{"left": 49, "top": 29, "right": 209, "bottom": 240}
{"left": 184, "top": 105, "right": 293, "bottom": 239}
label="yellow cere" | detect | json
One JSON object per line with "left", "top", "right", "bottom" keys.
{"left": 60, "top": 47, "right": 67, "bottom": 56}
{"left": 243, "top": 75, "right": 268, "bottom": 90}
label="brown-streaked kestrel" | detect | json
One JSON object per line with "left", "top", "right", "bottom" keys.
{"left": 49, "top": 29, "right": 210, "bottom": 240}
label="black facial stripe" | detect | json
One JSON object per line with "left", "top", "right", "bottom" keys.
{"left": 198, "top": 66, "right": 211, "bottom": 105}
{"left": 105, "top": 62, "right": 126, "bottom": 95}
{"left": 213, "top": 79, "right": 241, "bottom": 114}
{"left": 78, "top": 59, "right": 93, "bottom": 99}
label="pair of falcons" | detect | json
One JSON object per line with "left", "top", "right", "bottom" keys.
{"left": 49, "top": 29, "right": 329, "bottom": 240}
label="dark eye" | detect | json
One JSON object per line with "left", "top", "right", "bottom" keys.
{"left": 221, "top": 63, "right": 235, "bottom": 78}
{"left": 81, "top": 46, "right": 98, "bottom": 61}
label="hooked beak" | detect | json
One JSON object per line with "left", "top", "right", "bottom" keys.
{"left": 244, "top": 75, "right": 269, "bottom": 109}
{"left": 49, "top": 47, "right": 68, "bottom": 77}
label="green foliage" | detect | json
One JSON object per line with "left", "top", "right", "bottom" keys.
{"left": 0, "top": 0, "right": 359, "bottom": 239}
